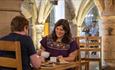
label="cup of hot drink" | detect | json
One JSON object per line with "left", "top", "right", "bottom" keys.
{"left": 41, "top": 51, "right": 50, "bottom": 58}
{"left": 50, "top": 57, "right": 57, "bottom": 62}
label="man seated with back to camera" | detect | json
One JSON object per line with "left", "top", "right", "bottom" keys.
{"left": 0, "top": 16, "right": 44, "bottom": 70}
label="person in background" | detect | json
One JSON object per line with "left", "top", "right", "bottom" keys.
{"left": 82, "top": 26, "right": 90, "bottom": 36}
{"left": 89, "top": 21, "right": 99, "bottom": 55}
{"left": 0, "top": 16, "right": 43, "bottom": 70}
{"left": 40, "top": 19, "right": 79, "bottom": 63}
{"left": 89, "top": 21, "right": 99, "bottom": 36}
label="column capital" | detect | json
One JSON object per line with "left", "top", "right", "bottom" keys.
{"left": 94, "top": 0, "right": 115, "bottom": 16}
{"left": 101, "top": 16, "right": 115, "bottom": 20}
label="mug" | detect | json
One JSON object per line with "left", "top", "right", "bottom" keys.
{"left": 50, "top": 57, "right": 57, "bottom": 62}
{"left": 41, "top": 51, "right": 50, "bottom": 58}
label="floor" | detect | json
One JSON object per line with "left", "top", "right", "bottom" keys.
{"left": 81, "top": 51, "right": 115, "bottom": 70}
{"left": 82, "top": 61, "right": 115, "bottom": 70}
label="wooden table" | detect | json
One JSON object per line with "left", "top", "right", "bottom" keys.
{"left": 40, "top": 62, "right": 78, "bottom": 70}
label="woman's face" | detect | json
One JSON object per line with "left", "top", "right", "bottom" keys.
{"left": 55, "top": 25, "right": 65, "bottom": 38}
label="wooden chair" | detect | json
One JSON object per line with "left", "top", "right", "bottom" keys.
{"left": 75, "top": 37, "right": 89, "bottom": 70}
{"left": 87, "top": 36, "right": 102, "bottom": 70}
{"left": 0, "top": 41, "right": 22, "bottom": 70}
{"left": 77, "top": 36, "right": 102, "bottom": 70}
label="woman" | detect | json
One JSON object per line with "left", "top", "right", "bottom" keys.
{"left": 40, "top": 19, "right": 79, "bottom": 62}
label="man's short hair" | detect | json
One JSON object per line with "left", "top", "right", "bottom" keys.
{"left": 11, "top": 16, "right": 29, "bottom": 32}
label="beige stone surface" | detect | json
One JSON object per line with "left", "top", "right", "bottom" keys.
{"left": 0, "top": 11, "right": 20, "bottom": 37}
{"left": 0, "top": 0, "right": 21, "bottom": 11}
{"left": 102, "top": 20, "right": 115, "bottom": 36}
{"left": 0, "top": 0, "right": 22, "bottom": 37}
{"left": 104, "top": 51, "right": 111, "bottom": 59}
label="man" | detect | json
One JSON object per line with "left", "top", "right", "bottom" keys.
{"left": 89, "top": 21, "right": 99, "bottom": 36}
{"left": 0, "top": 16, "right": 43, "bottom": 70}
{"left": 89, "top": 21, "right": 99, "bottom": 55}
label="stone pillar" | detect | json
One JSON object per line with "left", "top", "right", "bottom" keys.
{"left": 102, "top": 17, "right": 115, "bottom": 64}
{"left": 94, "top": 0, "right": 115, "bottom": 66}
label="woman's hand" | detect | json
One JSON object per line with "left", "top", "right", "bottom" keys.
{"left": 57, "top": 50, "right": 78, "bottom": 62}
{"left": 57, "top": 55, "right": 67, "bottom": 63}
{"left": 57, "top": 55, "right": 63, "bottom": 60}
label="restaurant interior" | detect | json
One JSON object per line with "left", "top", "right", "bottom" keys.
{"left": 0, "top": 0, "right": 115, "bottom": 70}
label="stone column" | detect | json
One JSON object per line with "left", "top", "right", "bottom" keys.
{"left": 102, "top": 17, "right": 115, "bottom": 64}
{"left": 94, "top": 0, "right": 115, "bottom": 66}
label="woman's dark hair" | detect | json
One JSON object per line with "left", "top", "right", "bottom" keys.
{"left": 11, "top": 16, "right": 29, "bottom": 32}
{"left": 51, "top": 19, "right": 72, "bottom": 44}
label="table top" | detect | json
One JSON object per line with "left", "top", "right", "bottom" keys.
{"left": 40, "top": 62, "right": 78, "bottom": 70}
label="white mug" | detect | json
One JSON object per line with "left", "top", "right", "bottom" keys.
{"left": 41, "top": 51, "right": 50, "bottom": 58}
{"left": 50, "top": 57, "right": 57, "bottom": 62}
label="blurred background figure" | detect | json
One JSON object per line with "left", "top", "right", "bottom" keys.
{"left": 89, "top": 21, "right": 99, "bottom": 36}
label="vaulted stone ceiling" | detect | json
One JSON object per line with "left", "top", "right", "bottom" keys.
{"left": 0, "top": 0, "right": 94, "bottom": 36}
{"left": 64, "top": 0, "right": 95, "bottom": 26}
{"left": 65, "top": 0, "right": 83, "bottom": 18}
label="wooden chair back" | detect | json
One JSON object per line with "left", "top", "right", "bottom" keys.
{"left": 74, "top": 37, "right": 89, "bottom": 70}
{"left": 0, "top": 41, "right": 22, "bottom": 70}
{"left": 77, "top": 36, "right": 102, "bottom": 70}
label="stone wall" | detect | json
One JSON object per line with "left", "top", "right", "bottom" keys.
{"left": 0, "top": 0, "right": 22, "bottom": 37}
